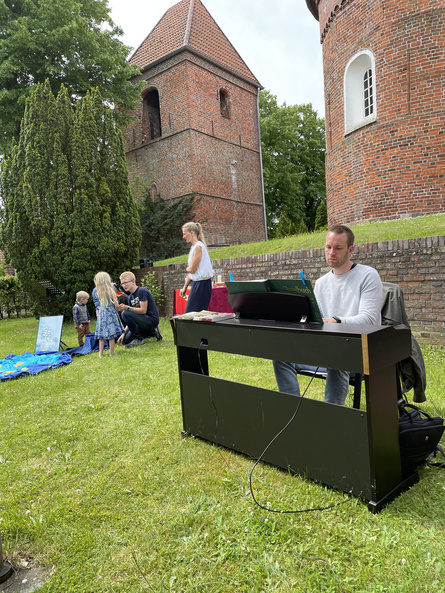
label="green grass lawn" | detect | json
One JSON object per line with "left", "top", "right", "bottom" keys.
{"left": 1, "top": 317, "right": 445, "bottom": 592}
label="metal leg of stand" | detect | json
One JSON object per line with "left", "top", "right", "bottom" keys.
{"left": 352, "top": 373, "right": 362, "bottom": 409}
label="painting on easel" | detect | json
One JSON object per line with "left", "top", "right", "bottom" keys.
{"left": 35, "top": 316, "right": 64, "bottom": 353}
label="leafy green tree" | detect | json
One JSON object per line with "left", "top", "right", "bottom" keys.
{"left": 0, "top": 81, "right": 141, "bottom": 316}
{"left": 0, "top": 0, "right": 141, "bottom": 156}
{"left": 259, "top": 90, "right": 326, "bottom": 237}
{"left": 139, "top": 192, "right": 195, "bottom": 262}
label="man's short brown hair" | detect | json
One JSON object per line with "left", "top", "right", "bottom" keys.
{"left": 327, "top": 224, "right": 355, "bottom": 247}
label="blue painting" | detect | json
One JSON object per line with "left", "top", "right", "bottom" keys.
{"left": 35, "top": 315, "right": 64, "bottom": 353}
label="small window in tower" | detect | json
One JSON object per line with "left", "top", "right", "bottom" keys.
{"left": 219, "top": 89, "right": 230, "bottom": 118}
{"left": 344, "top": 50, "right": 376, "bottom": 134}
{"left": 363, "top": 69, "right": 374, "bottom": 118}
{"left": 142, "top": 89, "right": 162, "bottom": 141}
{"left": 150, "top": 183, "right": 158, "bottom": 200}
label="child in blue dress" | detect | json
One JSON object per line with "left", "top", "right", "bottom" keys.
{"left": 94, "top": 271, "right": 124, "bottom": 358}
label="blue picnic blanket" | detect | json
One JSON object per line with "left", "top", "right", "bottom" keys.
{"left": 0, "top": 334, "right": 105, "bottom": 381}
{"left": 0, "top": 351, "right": 73, "bottom": 381}
{"left": 63, "top": 333, "right": 103, "bottom": 356}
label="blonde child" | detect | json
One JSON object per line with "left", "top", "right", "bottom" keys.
{"left": 94, "top": 272, "right": 124, "bottom": 357}
{"left": 73, "top": 291, "right": 91, "bottom": 346}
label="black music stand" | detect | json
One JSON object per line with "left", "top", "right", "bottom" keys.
{"left": 39, "top": 280, "right": 68, "bottom": 315}
{"left": 228, "top": 291, "right": 313, "bottom": 323}
{"left": 28, "top": 279, "right": 68, "bottom": 316}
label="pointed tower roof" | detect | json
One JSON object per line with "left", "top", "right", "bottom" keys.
{"left": 130, "top": 0, "right": 260, "bottom": 85}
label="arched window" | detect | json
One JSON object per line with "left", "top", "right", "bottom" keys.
{"left": 150, "top": 182, "right": 158, "bottom": 200}
{"left": 142, "top": 89, "right": 162, "bottom": 141}
{"left": 219, "top": 89, "right": 230, "bottom": 118}
{"left": 344, "top": 50, "right": 376, "bottom": 134}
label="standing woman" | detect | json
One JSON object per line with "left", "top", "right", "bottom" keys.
{"left": 180, "top": 222, "right": 214, "bottom": 313}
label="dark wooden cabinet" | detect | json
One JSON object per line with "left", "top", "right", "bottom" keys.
{"left": 171, "top": 318, "right": 418, "bottom": 512}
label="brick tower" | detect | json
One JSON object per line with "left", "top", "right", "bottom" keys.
{"left": 123, "top": 0, "right": 266, "bottom": 246}
{"left": 306, "top": 0, "right": 445, "bottom": 225}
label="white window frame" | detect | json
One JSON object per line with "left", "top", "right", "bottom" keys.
{"left": 344, "top": 50, "right": 376, "bottom": 134}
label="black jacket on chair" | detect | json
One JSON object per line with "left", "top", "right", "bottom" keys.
{"left": 381, "top": 282, "right": 426, "bottom": 403}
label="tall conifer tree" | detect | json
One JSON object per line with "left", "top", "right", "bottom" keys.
{"left": 0, "top": 81, "right": 141, "bottom": 315}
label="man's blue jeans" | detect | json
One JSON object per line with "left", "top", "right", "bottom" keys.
{"left": 121, "top": 310, "right": 157, "bottom": 341}
{"left": 272, "top": 360, "right": 350, "bottom": 406}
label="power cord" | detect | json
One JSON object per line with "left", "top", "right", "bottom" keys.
{"left": 249, "top": 372, "right": 354, "bottom": 514}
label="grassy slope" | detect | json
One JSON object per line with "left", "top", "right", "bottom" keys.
{"left": 155, "top": 213, "right": 445, "bottom": 266}
{"left": 0, "top": 315, "right": 444, "bottom": 592}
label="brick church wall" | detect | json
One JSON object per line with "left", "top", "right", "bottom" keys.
{"left": 136, "top": 235, "right": 445, "bottom": 345}
{"left": 318, "top": 0, "right": 445, "bottom": 225}
{"left": 123, "top": 52, "right": 265, "bottom": 246}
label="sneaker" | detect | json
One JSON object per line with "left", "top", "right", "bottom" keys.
{"left": 154, "top": 326, "right": 163, "bottom": 341}
{"left": 125, "top": 338, "right": 146, "bottom": 349}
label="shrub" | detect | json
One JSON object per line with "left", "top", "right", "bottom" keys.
{"left": 0, "top": 275, "right": 29, "bottom": 318}
{"left": 140, "top": 271, "right": 165, "bottom": 310}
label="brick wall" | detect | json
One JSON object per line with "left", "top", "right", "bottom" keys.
{"left": 138, "top": 235, "right": 445, "bottom": 345}
{"left": 0, "top": 251, "right": 15, "bottom": 276}
{"left": 123, "top": 51, "right": 266, "bottom": 246}
{"left": 318, "top": 0, "right": 445, "bottom": 225}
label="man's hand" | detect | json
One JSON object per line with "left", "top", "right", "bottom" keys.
{"left": 323, "top": 317, "right": 339, "bottom": 323}
{"left": 118, "top": 303, "right": 128, "bottom": 311}
{"left": 117, "top": 332, "right": 125, "bottom": 344}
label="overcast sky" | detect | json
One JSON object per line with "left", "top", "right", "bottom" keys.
{"left": 107, "top": 0, "right": 326, "bottom": 117}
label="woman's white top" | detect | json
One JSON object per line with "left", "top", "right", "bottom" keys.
{"left": 188, "top": 241, "right": 214, "bottom": 282}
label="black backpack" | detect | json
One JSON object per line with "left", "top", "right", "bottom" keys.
{"left": 398, "top": 397, "right": 445, "bottom": 473}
